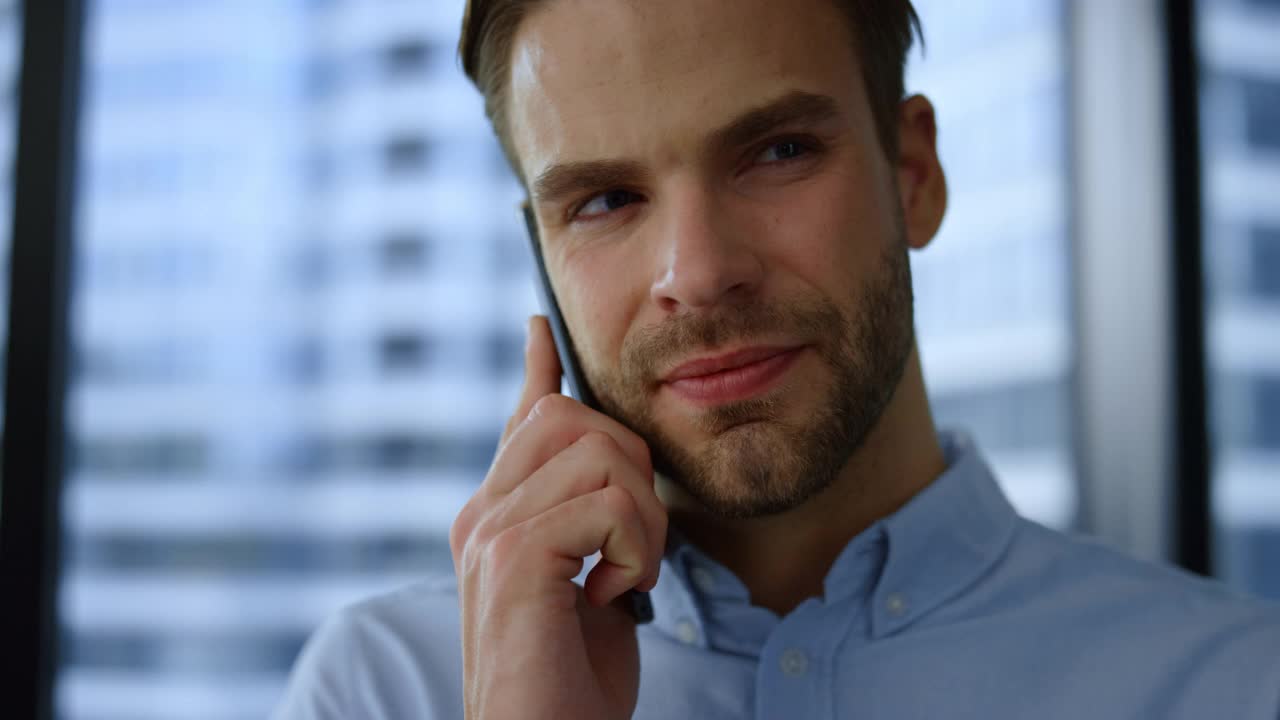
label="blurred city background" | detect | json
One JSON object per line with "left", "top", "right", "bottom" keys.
{"left": 0, "top": 0, "right": 1272, "bottom": 718}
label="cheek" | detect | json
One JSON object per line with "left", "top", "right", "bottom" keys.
{"left": 558, "top": 248, "right": 648, "bottom": 371}
{"left": 750, "top": 170, "right": 892, "bottom": 287}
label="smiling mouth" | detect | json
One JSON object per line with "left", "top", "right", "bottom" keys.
{"left": 662, "top": 346, "right": 805, "bottom": 407}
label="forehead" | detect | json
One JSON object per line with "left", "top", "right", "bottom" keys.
{"left": 506, "top": 0, "right": 862, "bottom": 178}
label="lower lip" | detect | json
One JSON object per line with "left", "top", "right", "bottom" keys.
{"left": 664, "top": 348, "right": 804, "bottom": 406}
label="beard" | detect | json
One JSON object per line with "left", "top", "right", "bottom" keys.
{"left": 585, "top": 236, "right": 916, "bottom": 521}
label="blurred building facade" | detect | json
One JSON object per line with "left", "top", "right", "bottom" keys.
{"left": 9, "top": 1, "right": 1265, "bottom": 719}
{"left": 909, "top": 0, "right": 1076, "bottom": 528}
{"left": 59, "top": 1, "right": 522, "bottom": 717}
{"left": 1201, "top": 0, "right": 1280, "bottom": 598}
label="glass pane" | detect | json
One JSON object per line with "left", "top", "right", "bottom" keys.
{"left": 908, "top": 0, "right": 1077, "bottom": 527}
{"left": 1201, "top": 0, "right": 1280, "bottom": 600}
{"left": 56, "top": 1, "right": 532, "bottom": 717}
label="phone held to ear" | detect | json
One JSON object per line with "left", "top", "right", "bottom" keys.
{"left": 522, "top": 204, "right": 655, "bottom": 625}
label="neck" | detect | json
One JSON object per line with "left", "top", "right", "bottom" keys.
{"left": 660, "top": 344, "right": 945, "bottom": 616}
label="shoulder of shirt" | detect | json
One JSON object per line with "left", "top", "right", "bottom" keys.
{"left": 328, "top": 574, "right": 463, "bottom": 645}
{"left": 272, "top": 575, "right": 464, "bottom": 720}
{"left": 346, "top": 574, "right": 461, "bottom": 615}
{"left": 1003, "top": 519, "right": 1280, "bottom": 710}
{"left": 1006, "top": 515, "right": 1280, "bottom": 620}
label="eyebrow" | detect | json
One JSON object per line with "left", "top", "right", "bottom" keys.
{"left": 706, "top": 90, "right": 842, "bottom": 159}
{"left": 529, "top": 90, "right": 842, "bottom": 208}
{"left": 531, "top": 159, "right": 650, "bottom": 209}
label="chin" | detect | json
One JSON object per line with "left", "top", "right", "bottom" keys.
{"left": 653, "top": 414, "right": 839, "bottom": 520}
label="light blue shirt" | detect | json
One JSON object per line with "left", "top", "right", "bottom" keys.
{"left": 273, "top": 433, "right": 1280, "bottom": 719}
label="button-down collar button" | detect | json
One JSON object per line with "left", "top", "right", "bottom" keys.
{"left": 675, "top": 619, "right": 698, "bottom": 645}
{"left": 690, "top": 566, "right": 716, "bottom": 594}
{"left": 779, "top": 648, "right": 809, "bottom": 677}
{"left": 886, "top": 592, "right": 908, "bottom": 617}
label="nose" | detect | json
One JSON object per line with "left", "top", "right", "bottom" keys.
{"left": 649, "top": 184, "right": 765, "bottom": 312}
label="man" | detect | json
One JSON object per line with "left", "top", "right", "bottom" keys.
{"left": 274, "top": 1, "right": 1280, "bottom": 718}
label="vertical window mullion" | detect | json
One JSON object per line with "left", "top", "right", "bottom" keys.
{"left": 0, "top": 1, "right": 87, "bottom": 718}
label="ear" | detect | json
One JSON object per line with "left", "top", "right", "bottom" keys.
{"left": 895, "top": 95, "right": 947, "bottom": 250}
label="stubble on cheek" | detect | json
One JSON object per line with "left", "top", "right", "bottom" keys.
{"left": 584, "top": 298, "right": 852, "bottom": 515}
{"left": 580, "top": 235, "right": 915, "bottom": 520}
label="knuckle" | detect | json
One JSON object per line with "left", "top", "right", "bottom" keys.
{"left": 457, "top": 537, "right": 480, "bottom": 575}
{"left": 529, "top": 392, "right": 571, "bottom": 422}
{"left": 449, "top": 502, "right": 478, "bottom": 555}
{"left": 577, "top": 429, "right": 618, "bottom": 455}
{"left": 608, "top": 430, "right": 651, "bottom": 477}
{"left": 598, "top": 483, "right": 639, "bottom": 520}
{"left": 469, "top": 508, "right": 503, "bottom": 548}
{"left": 487, "top": 525, "right": 527, "bottom": 571}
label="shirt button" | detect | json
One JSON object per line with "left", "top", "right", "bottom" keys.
{"left": 886, "top": 592, "right": 908, "bottom": 617}
{"left": 675, "top": 619, "right": 698, "bottom": 645}
{"left": 690, "top": 566, "right": 716, "bottom": 594}
{"left": 779, "top": 648, "right": 809, "bottom": 677}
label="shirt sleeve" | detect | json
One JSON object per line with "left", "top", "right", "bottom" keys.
{"left": 270, "top": 609, "right": 356, "bottom": 720}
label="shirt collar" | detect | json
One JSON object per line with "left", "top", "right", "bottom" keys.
{"left": 647, "top": 431, "right": 1019, "bottom": 645}
{"left": 867, "top": 431, "right": 1019, "bottom": 638}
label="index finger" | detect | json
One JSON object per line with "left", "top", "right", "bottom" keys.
{"left": 501, "top": 315, "right": 562, "bottom": 446}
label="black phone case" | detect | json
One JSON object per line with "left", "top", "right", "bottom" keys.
{"left": 522, "top": 205, "right": 655, "bottom": 625}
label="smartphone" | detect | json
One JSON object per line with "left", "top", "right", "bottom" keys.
{"left": 523, "top": 203, "right": 655, "bottom": 625}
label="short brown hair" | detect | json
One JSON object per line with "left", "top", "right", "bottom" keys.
{"left": 459, "top": 0, "right": 922, "bottom": 179}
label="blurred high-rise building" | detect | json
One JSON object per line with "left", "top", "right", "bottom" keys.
{"left": 59, "top": 2, "right": 525, "bottom": 717}
{"left": 1200, "top": 0, "right": 1280, "bottom": 599}
{"left": 909, "top": 0, "right": 1076, "bottom": 528}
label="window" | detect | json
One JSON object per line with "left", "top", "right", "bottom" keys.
{"left": 57, "top": 4, "right": 510, "bottom": 717}
{"left": 282, "top": 336, "right": 326, "bottom": 384}
{"left": 907, "top": 0, "right": 1075, "bottom": 528}
{"left": 485, "top": 330, "right": 524, "bottom": 375}
{"left": 289, "top": 243, "right": 331, "bottom": 290}
{"left": 1243, "top": 77, "right": 1280, "bottom": 150}
{"left": 383, "top": 135, "right": 430, "bottom": 175}
{"left": 377, "top": 332, "right": 429, "bottom": 372}
{"left": 304, "top": 55, "right": 338, "bottom": 100}
{"left": 1259, "top": 376, "right": 1280, "bottom": 450}
{"left": 74, "top": 435, "right": 209, "bottom": 476}
{"left": 361, "top": 432, "right": 496, "bottom": 473}
{"left": 378, "top": 232, "right": 430, "bottom": 274}
{"left": 930, "top": 379, "right": 1071, "bottom": 453}
{"left": 74, "top": 340, "right": 200, "bottom": 384}
{"left": 1251, "top": 225, "right": 1280, "bottom": 298}
{"left": 383, "top": 39, "right": 433, "bottom": 76}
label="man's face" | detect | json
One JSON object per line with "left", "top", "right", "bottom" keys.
{"left": 508, "top": 0, "right": 918, "bottom": 519}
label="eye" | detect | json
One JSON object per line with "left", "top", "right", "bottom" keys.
{"left": 575, "top": 189, "right": 642, "bottom": 220}
{"left": 756, "top": 140, "right": 813, "bottom": 164}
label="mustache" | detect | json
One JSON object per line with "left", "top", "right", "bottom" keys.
{"left": 620, "top": 299, "right": 843, "bottom": 386}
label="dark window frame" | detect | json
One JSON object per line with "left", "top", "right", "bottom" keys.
{"left": 0, "top": 1, "right": 87, "bottom": 718}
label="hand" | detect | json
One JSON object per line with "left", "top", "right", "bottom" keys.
{"left": 450, "top": 315, "right": 668, "bottom": 720}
